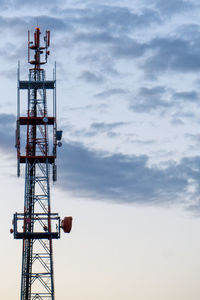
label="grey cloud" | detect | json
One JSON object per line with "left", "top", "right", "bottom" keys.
{"left": 58, "top": 140, "right": 200, "bottom": 205}
{"left": 72, "top": 25, "right": 200, "bottom": 78}
{"left": 1, "top": 112, "right": 200, "bottom": 208}
{"left": 170, "top": 118, "right": 185, "bottom": 126}
{"left": 0, "top": 7, "right": 155, "bottom": 72}
{"left": 130, "top": 139, "right": 155, "bottom": 145}
{"left": 91, "top": 122, "right": 127, "bottom": 132}
{"left": 177, "top": 24, "right": 200, "bottom": 41}
{"left": 74, "top": 31, "right": 200, "bottom": 78}
{"left": 95, "top": 88, "right": 127, "bottom": 98}
{"left": 63, "top": 5, "right": 160, "bottom": 34}
{"left": 79, "top": 71, "right": 104, "bottom": 84}
{"left": 77, "top": 52, "right": 119, "bottom": 78}
{"left": 1, "top": 2, "right": 198, "bottom": 81}
{"left": 0, "top": 15, "right": 70, "bottom": 65}
{"left": 140, "top": 86, "right": 166, "bottom": 97}
{"left": 172, "top": 111, "right": 196, "bottom": 121}
{"left": 111, "top": 38, "right": 147, "bottom": 59}
{"left": 32, "top": 16, "right": 69, "bottom": 31}
{"left": 73, "top": 129, "right": 97, "bottom": 138}
{"left": 106, "top": 131, "right": 119, "bottom": 138}
{"left": 0, "top": 0, "right": 10, "bottom": 9}
{"left": 130, "top": 86, "right": 171, "bottom": 113}
{"left": 20, "top": 15, "right": 68, "bottom": 32}
{"left": 0, "top": 15, "right": 69, "bottom": 39}
{"left": 185, "top": 133, "right": 200, "bottom": 142}
{"left": 0, "top": 114, "right": 16, "bottom": 125}
{"left": 0, "top": 114, "right": 15, "bottom": 151}
{"left": 0, "top": 114, "right": 15, "bottom": 125}
{"left": 73, "top": 129, "right": 120, "bottom": 139}
{"left": 178, "top": 157, "right": 200, "bottom": 190}
{"left": 69, "top": 7, "right": 158, "bottom": 60}
{"left": 174, "top": 91, "right": 199, "bottom": 102}
{"left": 74, "top": 32, "right": 118, "bottom": 45}
{"left": 0, "top": 15, "right": 40, "bottom": 33}
{"left": 2, "top": 0, "right": 64, "bottom": 9}
{"left": 155, "top": 0, "right": 195, "bottom": 15}
{"left": 68, "top": 122, "right": 127, "bottom": 138}
{"left": 144, "top": 37, "right": 200, "bottom": 75}
{"left": 75, "top": 34, "right": 145, "bottom": 60}
{"left": 68, "top": 105, "right": 94, "bottom": 112}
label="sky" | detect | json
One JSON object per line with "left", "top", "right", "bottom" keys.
{"left": 1, "top": 0, "right": 200, "bottom": 299}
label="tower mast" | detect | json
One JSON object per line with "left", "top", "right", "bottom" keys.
{"left": 12, "top": 28, "right": 72, "bottom": 300}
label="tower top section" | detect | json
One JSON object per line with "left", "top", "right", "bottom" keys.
{"left": 28, "top": 27, "right": 50, "bottom": 69}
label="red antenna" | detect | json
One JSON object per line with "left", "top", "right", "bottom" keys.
{"left": 28, "top": 27, "right": 50, "bottom": 68}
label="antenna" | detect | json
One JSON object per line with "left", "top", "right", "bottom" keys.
{"left": 11, "top": 28, "right": 72, "bottom": 300}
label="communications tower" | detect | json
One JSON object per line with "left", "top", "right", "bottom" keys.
{"left": 11, "top": 28, "right": 72, "bottom": 300}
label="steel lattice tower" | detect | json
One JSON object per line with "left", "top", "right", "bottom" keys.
{"left": 12, "top": 28, "right": 72, "bottom": 300}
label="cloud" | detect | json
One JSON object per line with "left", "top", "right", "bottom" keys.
{"left": 74, "top": 32, "right": 119, "bottom": 45}
{"left": 174, "top": 91, "right": 199, "bottom": 102}
{"left": 66, "top": 6, "right": 160, "bottom": 62}
{"left": 130, "top": 139, "right": 155, "bottom": 145}
{"left": 11, "top": 15, "right": 68, "bottom": 32}
{"left": 58, "top": 140, "right": 200, "bottom": 206}
{"left": 144, "top": 37, "right": 200, "bottom": 75}
{"left": 74, "top": 34, "right": 146, "bottom": 60}
{"left": 0, "top": 2, "right": 197, "bottom": 80}
{"left": 90, "top": 122, "right": 127, "bottom": 132}
{"left": 73, "top": 29, "right": 200, "bottom": 79}
{"left": 79, "top": 71, "right": 104, "bottom": 84}
{"left": 130, "top": 86, "right": 171, "bottom": 113}
{"left": 170, "top": 118, "right": 185, "bottom": 126}
{"left": 1, "top": 112, "right": 200, "bottom": 209}
{"left": 0, "top": 2, "right": 199, "bottom": 211}
{"left": 130, "top": 86, "right": 199, "bottom": 115}
{"left": 177, "top": 24, "right": 200, "bottom": 41}
{"left": 155, "top": 0, "right": 196, "bottom": 15}
{"left": 111, "top": 38, "right": 147, "bottom": 59}
{"left": 0, "top": 113, "right": 15, "bottom": 125}
{"left": 33, "top": 15, "right": 69, "bottom": 31}
{"left": 1, "top": 0, "right": 65, "bottom": 10}
{"left": 170, "top": 111, "right": 199, "bottom": 125}
{"left": 78, "top": 52, "right": 119, "bottom": 77}
{"left": 185, "top": 133, "right": 200, "bottom": 143}
{"left": 95, "top": 88, "right": 127, "bottom": 98}
{"left": 66, "top": 122, "right": 127, "bottom": 138}
{"left": 63, "top": 5, "right": 161, "bottom": 34}
{"left": 0, "top": 6, "right": 158, "bottom": 81}
{"left": 0, "top": 114, "right": 15, "bottom": 151}
{"left": 0, "top": 15, "right": 74, "bottom": 71}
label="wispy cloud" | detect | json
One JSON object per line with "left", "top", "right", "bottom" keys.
{"left": 64, "top": 122, "right": 127, "bottom": 138}
{"left": 95, "top": 88, "right": 127, "bottom": 98}
{"left": 90, "top": 122, "right": 127, "bottom": 132}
